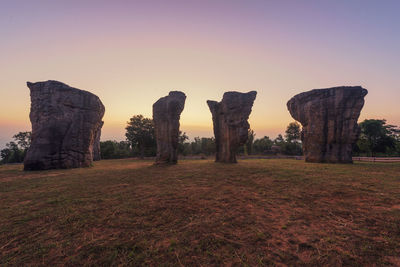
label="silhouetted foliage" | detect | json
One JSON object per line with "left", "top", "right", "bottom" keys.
{"left": 0, "top": 131, "right": 31, "bottom": 164}
{"left": 274, "top": 134, "right": 285, "bottom": 146}
{"left": 180, "top": 137, "right": 215, "bottom": 156}
{"left": 241, "top": 123, "right": 302, "bottom": 156}
{"left": 285, "top": 122, "right": 301, "bottom": 143}
{"left": 282, "top": 122, "right": 302, "bottom": 155}
{"left": 100, "top": 141, "right": 132, "bottom": 159}
{"left": 253, "top": 136, "right": 274, "bottom": 154}
{"left": 245, "top": 129, "right": 255, "bottom": 155}
{"left": 263, "top": 123, "right": 303, "bottom": 156}
{"left": 125, "top": 115, "right": 156, "bottom": 158}
{"left": 177, "top": 131, "right": 189, "bottom": 155}
{"left": 280, "top": 141, "right": 302, "bottom": 156}
{"left": 237, "top": 129, "right": 256, "bottom": 155}
{"left": 13, "top": 132, "right": 31, "bottom": 150}
{"left": 354, "top": 119, "right": 400, "bottom": 156}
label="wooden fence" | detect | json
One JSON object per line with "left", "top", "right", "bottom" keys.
{"left": 352, "top": 157, "right": 400, "bottom": 163}
{"left": 181, "top": 155, "right": 400, "bottom": 162}
{"left": 239, "top": 156, "right": 400, "bottom": 163}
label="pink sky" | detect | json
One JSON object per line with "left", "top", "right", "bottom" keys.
{"left": 0, "top": 0, "right": 399, "bottom": 147}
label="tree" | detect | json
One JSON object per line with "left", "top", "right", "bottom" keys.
{"left": 125, "top": 115, "right": 156, "bottom": 158}
{"left": 0, "top": 145, "right": 13, "bottom": 163}
{"left": 281, "top": 122, "right": 302, "bottom": 155}
{"left": 200, "top": 137, "right": 215, "bottom": 155}
{"left": 186, "top": 136, "right": 215, "bottom": 156}
{"left": 100, "top": 140, "right": 132, "bottom": 159}
{"left": 1, "top": 142, "right": 24, "bottom": 164}
{"left": 177, "top": 131, "right": 189, "bottom": 155}
{"left": 285, "top": 122, "right": 301, "bottom": 143}
{"left": 13, "top": 131, "right": 31, "bottom": 150}
{"left": 178, "top": 131, "right": 189, "bottom": 144}
{"left": 190, "top": 137, "right": 202, "bottom": 155}
{"left": 0, "top": 131, "right": 32, "bottom": 164}
{"left": 270, "top": 123, "right": 303, "bottom": 156}
{"left": 253, "top": 136, "right": 273, "bottom": 154}
{"left": 356, "top": 119, "right": 399, "bottom": 156}
{"left": 245, "top": 129, "right": 255, "bottom": 155}
{"left": 274, "top": 134, "right": 285, "bottom": 146}
{"left": 396, "top": 140, "right": 400, "bottom": 156}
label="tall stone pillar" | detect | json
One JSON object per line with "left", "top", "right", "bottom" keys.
{"left": 153, "top": 91, "right": 186, "bottom": 164}
{"left": 207, "top": 91, "right": 257, "bottom": 163}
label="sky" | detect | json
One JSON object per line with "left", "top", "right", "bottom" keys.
{"left": 0, "top": 0, "right": 399, "bottom": 148}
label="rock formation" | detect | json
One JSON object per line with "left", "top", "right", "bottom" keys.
{"left": 153, "top": 91, "right": 186, "bottom": 164}
{"left": 287, "top": 86, "right": 368, "bottom": 163}
{"left": 24, "top": 80, "right": 105, "bottom": 170}
{"left": 207, "top": 91, "right": 257, "bottom": 163}
{"left": 92, "top": 121, "right": 104, "bottom": 161}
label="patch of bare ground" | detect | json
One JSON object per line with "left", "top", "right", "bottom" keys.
{"left": 0, "top": 159, "right": 399, "bottom": 266}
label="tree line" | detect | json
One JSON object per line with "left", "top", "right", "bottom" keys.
{"left": 0, "top": 132, "right": 31, "bottom": 164}
{"left": 1, "top": 117, "right": 399, "bottom": 164}
{"left": 101, "top": 115, "right": 303, "bottom": 159}
{"left": 354, "top": 119, "right": 400, "bottom": 156}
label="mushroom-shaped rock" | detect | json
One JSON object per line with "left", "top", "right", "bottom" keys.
{"left": 207, "top": 91, "right": 257, "bottom": 163}
{"left": 287, "top": 86, "right": 368, "bottom": 163}
{"left": 24, "top": 80, "right": 105, "bottom": 170}
{"left": 153, "top": 91, "right": 186, "bottom": 164}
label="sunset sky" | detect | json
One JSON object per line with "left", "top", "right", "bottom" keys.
{"left": 1, "top": 0, "right": 399, "bottom": 148}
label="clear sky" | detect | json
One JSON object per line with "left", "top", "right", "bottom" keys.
{"left": 1, "top": 0, "right": 399, "bottom": 148}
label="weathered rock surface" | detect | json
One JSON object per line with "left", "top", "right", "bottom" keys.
{"left": 207, "top": 91, "right": 257, "bottom": 163}
{"left": 153, "top": 91, "right": 186, "bottom": 164}
{"left": 287, "top": 86, "right": 368, "bottom": 163}
{"left": 92, "top": 121, "right": 104, "bottom": 161}
{"left": 24, "top": 80, "right": 105, "bottom": 170}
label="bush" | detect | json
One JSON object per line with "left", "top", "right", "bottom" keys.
{"left": 100, "top": 141, "right": 132, "bottom": 159}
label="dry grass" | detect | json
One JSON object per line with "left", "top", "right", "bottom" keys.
{"left": 1, "top": 159, "right": 400, "bottom": 266}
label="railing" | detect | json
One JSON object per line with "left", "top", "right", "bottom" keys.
{"left": 352, "top": 157, "right": 400, "bottom": 163}
{"left": 238, "top": 155, "right": 304, "bottom": 160}
{"left": 240, "top": 156, "right": 400, "bottom": 163}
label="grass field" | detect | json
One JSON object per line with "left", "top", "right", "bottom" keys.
{"left": 1, "top": 159, "right": 400, "bottom": 266}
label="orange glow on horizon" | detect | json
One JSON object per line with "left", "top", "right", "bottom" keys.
{"left": 1, "top": 1, "right": 399, "bottom": 148}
